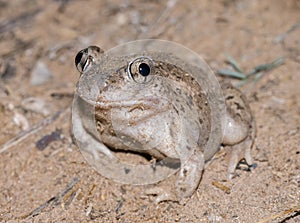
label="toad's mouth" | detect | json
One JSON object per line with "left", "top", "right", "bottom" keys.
{"left": 94, "top": 96, "right": 173, "bottom": 125}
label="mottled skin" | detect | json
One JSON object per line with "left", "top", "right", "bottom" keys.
{"left": 73, "top": 46, "right": 255, "bottom": 202}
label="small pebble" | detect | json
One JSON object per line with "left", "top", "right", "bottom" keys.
{"left": 21, "top": 97, "right": 51, "bottom": 116}
{"left": 13, "top": 111, "right": 29, "bottom": 130}
{"left": 30, "top": 61, "right": 52, "bottom": 86}
{"left": 8, "top": 103, "right": 30, "bottom": 130}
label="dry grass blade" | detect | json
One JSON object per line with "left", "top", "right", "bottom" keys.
{"left": 23, "top": 177, "right": 80, "bottom": 218}
{"left": 211, "top": 181, "right": 231, "bottom": 194}
{"left": 274, "top": 20, "right": 300, "bottom": 43}
{"left": 224, "top": 52, "right": 243, "bottom": 73}
{"left": 217, "top": 69, "right": 246, "bottom": 79}
{"left": 256, "top": 204, "right": 300, "bottom": 223}
{"left": 217, "top": 55, "right": 285, "bottom": 87}
{"left": 246, "top": 57, "right": 285, "bottom": 76}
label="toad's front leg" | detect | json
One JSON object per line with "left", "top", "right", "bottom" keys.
{"left": 175, "top": 151, "right": 205, "bottom": 200}
{"left": 146, "top": 149, "right": 205, "bottom": 203}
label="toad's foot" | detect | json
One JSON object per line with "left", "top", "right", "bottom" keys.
{"left": 226, "top": 125, "right": 255, "bottom": 179}
{"left": 146, "top": 152, "right": 205, "bottom": 203}
{"left": 223, "top": 101, "right": 255, "bottom": 179}
{"left": 145, "top": 186, "right": 178, "bottom": 203}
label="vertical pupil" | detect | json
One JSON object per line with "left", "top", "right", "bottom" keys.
{"left": 138, "top": 63, "right": 150, "bottom": 76}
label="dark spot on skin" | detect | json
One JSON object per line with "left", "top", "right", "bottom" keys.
{"left": 170, "top": 128, "right": 175, "bottom": 138}
{"left": 199, "top": 118, "right": 203, "bottom": 124}
{"left": 234, "top": 102, "right": 244, "bottom": 110}
{"left": 180, "top": 105, "right": 185, "bottom": 112}
{"left": 100, "top": 85, "right": 109, "bottom": 94}
{"left": 188, "top": 95, "right": 194, "bottom": 106}
{"left": 186, "top": 146, "right": 192, "bottom": 151}
{"left": 172, "top": 104, "right": 179, "bottom": 114}
{"left": 226, "top": 95, "right": 234, "bottom": 100}
{"left": 180, "top": 187, "right": 187, "bottom": 192}
{"left": 124, "top": 168, "right": 130, "bottom": 174}
{"left": 186, "top": 101, "right": 192, "bottom": 109}
{"left": 95, "top": 47, "right": 101, "bottom": 53}
{"left": 182, "top": 168, "right": 188, "bottom": 177}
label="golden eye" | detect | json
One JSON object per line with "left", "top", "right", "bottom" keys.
{"left": 127, "top": 57, "right": 154, "bottom": 83}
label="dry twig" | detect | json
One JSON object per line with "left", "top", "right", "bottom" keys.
{"left": 256, "top": 204, "right": 300, "bottom": 223}
{"left": 23, "top": 177, "right": 80, "bottom": 218}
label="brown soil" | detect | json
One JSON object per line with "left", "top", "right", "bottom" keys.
{"left": 0, "top": 0, "right": 299, "bottom": 222}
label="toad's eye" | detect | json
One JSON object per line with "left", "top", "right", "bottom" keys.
{"left": 75, "top": 46, "right": 104, "bottom": 74}
{"left": 75, "top": 50, "right": 87, "bottom": 73}
{"left": 127, "top": 57, "right": 154, "bottom": 83}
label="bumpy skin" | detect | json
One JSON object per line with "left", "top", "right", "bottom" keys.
{"left": 73, "top": 46, "right": 255, "bottom": 203}
{"left": 221, "top": 82, "right": 255, "bottom": 179}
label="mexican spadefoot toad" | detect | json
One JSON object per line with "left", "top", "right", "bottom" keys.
{"left": 72, "top": 41, "right": 255, "bottom": 203}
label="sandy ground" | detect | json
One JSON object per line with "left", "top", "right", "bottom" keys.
{"left": 0, "top": 0, "right": 299, "bottom": 222}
